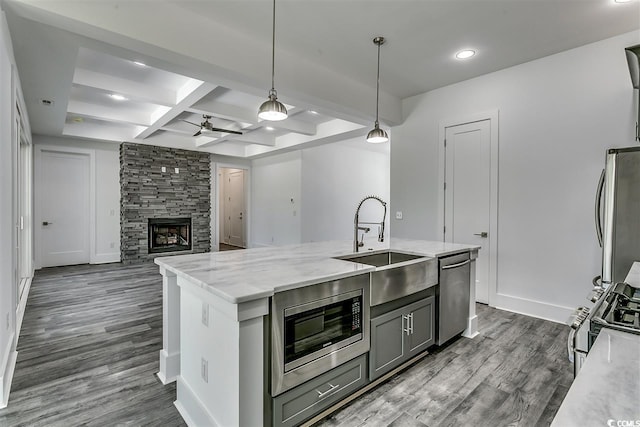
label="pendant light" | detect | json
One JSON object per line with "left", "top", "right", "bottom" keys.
{"left": 258, "top": 0, "right": 288, "bottom": 121}
{"left": 366, "top": 36, "right": 389, "bottom": 143}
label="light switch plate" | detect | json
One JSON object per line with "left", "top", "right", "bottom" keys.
{"left": 201, "top": 357, "right": 208, "bottom": 383}
{"left": 395, "top": 211, "right": 403, "bottom": 220}
{"left": 161, "top": 166, "right": 166, "bottom": 173}
{"left": 201, "top": 302, "right": 209, "bottom": 326}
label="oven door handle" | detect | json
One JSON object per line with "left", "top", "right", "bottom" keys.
{"left": 567, "top": 327, "right": 576, "bottom": 363}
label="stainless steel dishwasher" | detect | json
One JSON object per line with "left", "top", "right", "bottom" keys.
{"left": 437, "top": 252, "right": 471, "bottom": 345}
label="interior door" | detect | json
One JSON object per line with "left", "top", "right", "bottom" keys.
{"left": 444, "top": 120, "right": 491, "bottom": 304}
{"left": 39, "top": 149, "right": 90, "bottom": 267}
{"left": 226, "top": 169, "right": 245, "bottom": 247}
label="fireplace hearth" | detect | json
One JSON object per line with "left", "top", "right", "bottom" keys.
{"left": 148, "top": 218, "right": 192, "bottom": 254}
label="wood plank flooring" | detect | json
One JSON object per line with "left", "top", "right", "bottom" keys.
{"left": 0, "top": 262, "right": 186, "bottom": 427}
{"left": 314, "top": 304, "right": 573, "bottom": 427}
{"left": 0, "top": 263, "right": 573, "bottom": 426}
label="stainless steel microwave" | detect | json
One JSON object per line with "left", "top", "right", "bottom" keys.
{"left": 271, "top": 274, "right": 370, "bottom": 396}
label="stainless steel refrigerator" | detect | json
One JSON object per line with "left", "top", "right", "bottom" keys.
{"left": 595, "top": 146, "right": 640, "bottom": 287}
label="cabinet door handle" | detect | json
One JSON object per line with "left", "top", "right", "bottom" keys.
{"left": 402, "top": 314, "right": 410, "bottom": 335}
{"left": 316, "top": 383, "right": 340, "bottom": 399}
{"left": 409, "top": 312, "right": 414, "bottom": 334}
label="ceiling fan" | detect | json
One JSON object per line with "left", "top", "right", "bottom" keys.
{"left": 180, "top": 115, "right": 243, "bottom": 137}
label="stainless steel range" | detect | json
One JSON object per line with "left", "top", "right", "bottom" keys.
{"left": 569, "top": 278, "right": 640, "bottom": 376}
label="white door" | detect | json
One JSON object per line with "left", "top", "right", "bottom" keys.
{"left": 39, "top": 150, "right": 90, "bottom": 267}
{"left": 226, "top": 169, "right": 245, "bottom": 247}
{"left": 444, "top": 120, "right": 492, "bottom": 304}
{"left": 18, "top": 129, "right": 32, "bottom": 301}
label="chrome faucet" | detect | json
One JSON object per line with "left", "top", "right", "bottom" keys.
{"left": 354, "top": 195, "right": 387, "bottom": 252}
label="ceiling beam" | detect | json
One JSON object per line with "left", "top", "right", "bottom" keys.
{"left": 195, "top": 131, "right": 275, "bottom": 148}
{"left": 134, "top": 82, "right": 218, "bottom": 139}
{"left": 188, "top": 101, "right": 317, "bottom": 136}
{"left": 67, "top": 100, "right": 150, "bottom": 126}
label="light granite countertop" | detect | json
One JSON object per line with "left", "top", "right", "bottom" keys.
{"left": 154, "top": 238, "right": 479, "bottom": 304}
{"left": 551, "top": 328, "right": 640, "bottom": 426}
{"left": 551, "top": 261, "right": 640, "bottom": 427}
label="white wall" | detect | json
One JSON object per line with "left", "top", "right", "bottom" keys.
{"left": 251, "top": 151, "right": 302, "bottom": 247}
{"left": 301, "top": 137, "right": 390, "bottom": 243}
{"left": 250, "top": 138, "right": 391, "bottom": 247}
{"left": 0, "top": 10, "right": 19, "bottom": 408}
{"left": 33, "top": 136, "right": 121, "bottom": 265}
{"left": 391, "top": 30, "right": 640, "bottom": 322}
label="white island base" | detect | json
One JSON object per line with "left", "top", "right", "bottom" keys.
{"left": 155, "top": 239, "right": 480, "bottom": 426}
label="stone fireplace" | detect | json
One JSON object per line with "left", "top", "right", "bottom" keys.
{"left": 120, "top": 142, "right": 211, "bottom": 264}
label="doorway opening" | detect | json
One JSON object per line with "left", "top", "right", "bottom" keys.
{"left": 217, "top": 166, "right": 249, "bottom": 250}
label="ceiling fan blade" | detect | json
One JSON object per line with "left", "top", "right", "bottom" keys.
{"left": 193, "top": 130, "right": 202, "bottom": 137}
{"left": 179, "top": 119, "right": 201, "bottom": 127}
{"left": 209, "top": 127, "right": 243, "bottom": 135}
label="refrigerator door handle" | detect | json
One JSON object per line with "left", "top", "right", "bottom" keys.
{"left": 595, "top": 168, "right": 605, "bottom": 248}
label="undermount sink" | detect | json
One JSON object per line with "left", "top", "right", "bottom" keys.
{"left": 335, "top": 251, "right": 438, "bottom": 306}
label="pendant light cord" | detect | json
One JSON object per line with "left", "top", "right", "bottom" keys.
{"left": 375, "top": 40, "right": 381, "bottom": 125}
{"left": 271, "top": 0, "right": 276, "bottom": 92}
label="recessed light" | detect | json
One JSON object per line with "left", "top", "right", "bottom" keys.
{"left": 109, "top": 94, "right": 127, "bottom": 101}
{"left": 455, "top": 49, "right": 476, "bottom": 60}
{"left": 72, "top": 117, "right": 83, "bottom": 123}
{"left": 265, "top": 126, "right": 275, "bottom": 131}
{"left": 309, "top": 110, "right": 319, "bottom": 115}
{"left": 614, "top": 0, "right": 631, "bottom": 3}
{"left": 133, "top": 61, "right": 147, "bottom": 67}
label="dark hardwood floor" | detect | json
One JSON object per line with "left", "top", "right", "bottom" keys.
{"left": 0, "top": 263, "right": 573, "bottom": 427}
{"left": 219, "top": 243, "right": 244, "bottom": 251}
{"left": 314, "top": 304, "right": 573, "bottom": 427}
{"left": 0, "top": 262, "right": 185, "bottom": 427}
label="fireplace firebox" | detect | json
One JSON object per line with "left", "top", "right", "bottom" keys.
{"left": 148, "top": 218, "right": 192, "bottom": 254}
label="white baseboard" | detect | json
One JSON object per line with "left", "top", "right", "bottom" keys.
{"left": 494, "top": 292, "right": 573, "bottom": 324}
{"left": 15, "top": 277, "right": 32, "bottom": 347}
{"left": 0, "top": 333, "right": 17, "bottom": 409}
{"left": 158, "top": 349, "right": 180, "bottom": 385}
{"left": 92, "top": 252, "right": 120, "bottom": 264}
{"left": 175, "top": 376, "right": 217, "bottom": 427}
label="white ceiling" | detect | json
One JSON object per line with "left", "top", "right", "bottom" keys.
{"left": 3, "top": 0, "right": 639, "bottom": 158}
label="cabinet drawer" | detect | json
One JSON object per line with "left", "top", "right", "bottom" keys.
{"left": 272, "top": 354, "right": 367, "bottom": 427}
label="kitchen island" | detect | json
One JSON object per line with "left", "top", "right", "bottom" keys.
{"left": 155, "top": 239, "right": 479, "bottom": 427}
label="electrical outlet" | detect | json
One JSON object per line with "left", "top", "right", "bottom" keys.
{"left": 175, "top": 167, "right": 180, "bottom": 174}
{"left": 201, "top": 357, "right": 208, "bottom": 383}
{"left": 110, "top": 242, "right": 115, "bottom": 249}
{"left": 161, "top": 166, "right": 166, "bottom": 173}
{"left": 395, "top": 211, "right": 403, "bottom": 220}
{"left": 201, "top": 302, "right": 209, "bottom": 326}
{"left": 109, "top": 209, "right": 115, "bottom": 216}
{"left": 6, "top": 313, "right": 9, "bottom": 330}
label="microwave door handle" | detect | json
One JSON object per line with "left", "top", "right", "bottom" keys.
{"left": 595, "top": 168, "right": 605, "bottom": 248}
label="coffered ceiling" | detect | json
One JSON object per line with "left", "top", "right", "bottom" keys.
{"left": 3, "top": 0, "right": 639, "bottom": 158}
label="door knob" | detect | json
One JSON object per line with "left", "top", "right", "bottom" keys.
{"left": 473, "top": 231, "right": 488, "bottom": 238}
{"left": 42, "top": 221, "right": 53, "bottom": 226}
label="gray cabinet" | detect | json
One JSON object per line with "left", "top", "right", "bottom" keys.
{"left": 369, "top": 296, "right": 434, "bottom": 381}
{"left": 272, "top": 354, "right": 367, "bottom": 427}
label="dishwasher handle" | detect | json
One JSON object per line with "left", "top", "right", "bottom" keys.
{"left": 441, "top": 259, "right": 470, "bottom": 270}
